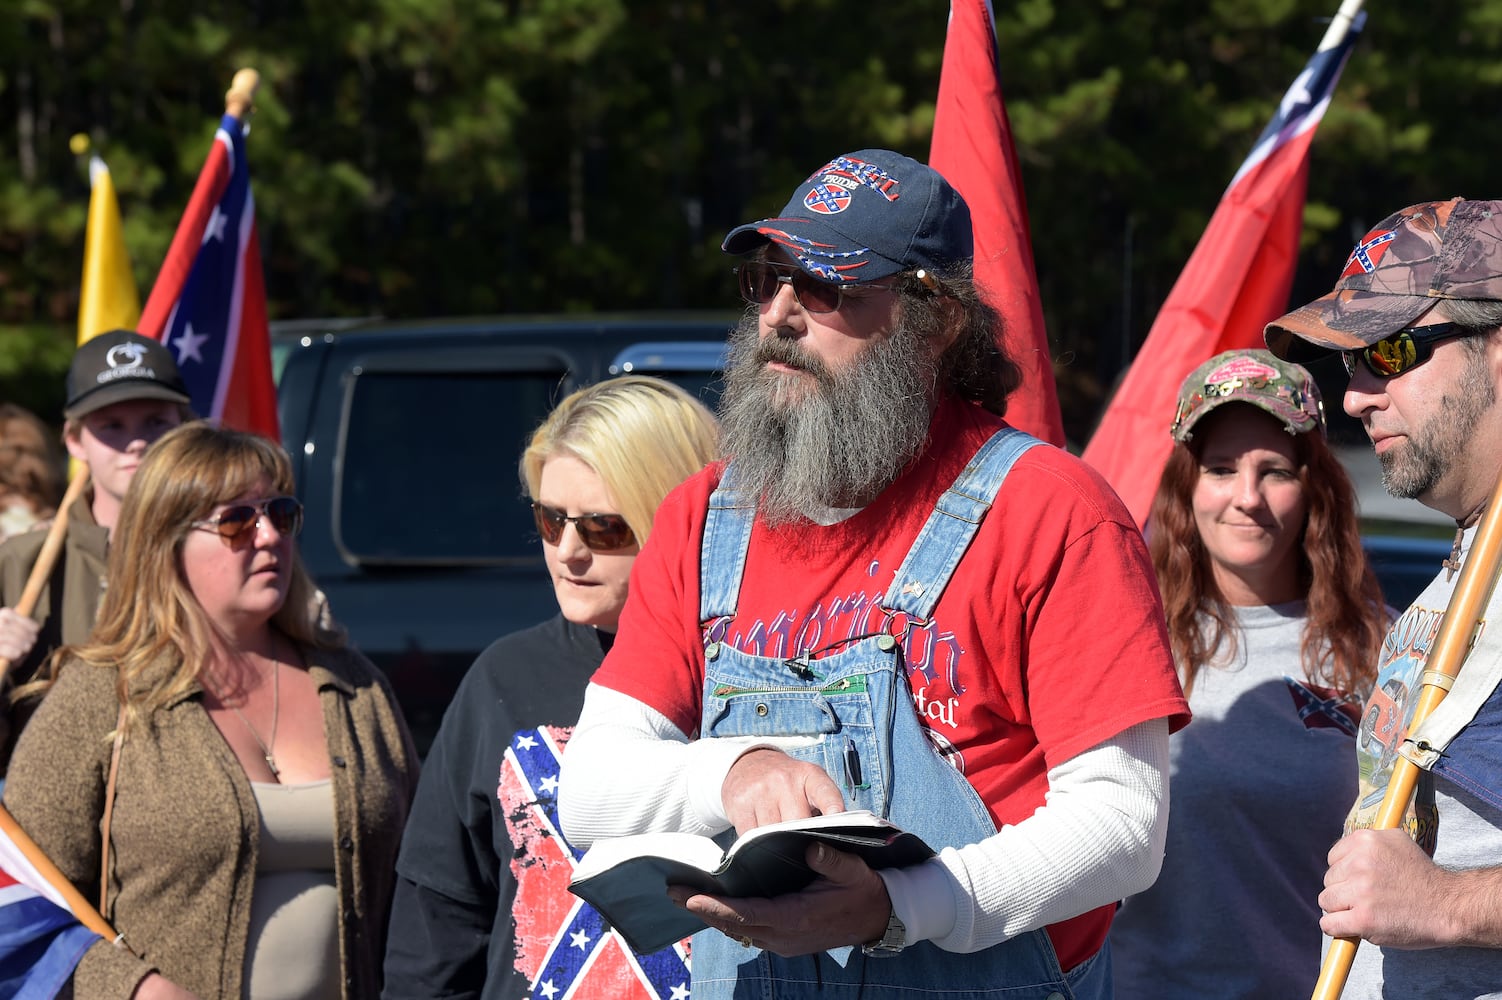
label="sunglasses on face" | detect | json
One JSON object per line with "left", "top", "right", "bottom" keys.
{"left": 191, "top": 496, "right": 304, "bottom": 542}
{"left": 1341, "top": 323, "right": 1466, "bottom": 379}
{"left": 531, "top": 502, "right": 637, "bottom": 552}
{"left": 735, "top": 260, "right": 894, "bottom": 314}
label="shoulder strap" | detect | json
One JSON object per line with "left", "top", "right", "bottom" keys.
{"left": 700, "top": 463, "right": 756, "bottom": 621}
{"left": 99, "top": 703, "right": 125, "bottom": 916}
{"left": 882, "top": 427, "right": 1043, "bottom": 620}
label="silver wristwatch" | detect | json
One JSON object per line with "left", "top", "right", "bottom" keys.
{"left": 861, "top": 910, "right": 907, "bottom": 957}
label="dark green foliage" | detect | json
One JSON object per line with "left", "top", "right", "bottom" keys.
{"left": 0, "top": 0, "right": 1493, "bottom": 441}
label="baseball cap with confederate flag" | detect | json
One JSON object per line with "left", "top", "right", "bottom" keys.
{"left": 1265, "top": 197, "right": 1502, "bottom": 361}
{"left": 722, "top": 149, "right": 973, "bottom": 283}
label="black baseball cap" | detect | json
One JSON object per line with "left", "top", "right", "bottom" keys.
{"left": 64, "top": 330, "right": 192, "bottom": 420}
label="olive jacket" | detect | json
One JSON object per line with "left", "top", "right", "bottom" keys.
{"left": 0, "top": 491, "right": 109, "bottom": 675}
{"left": 0, "top": 492, "right": 109, "bottom": 771}
{"left": 3, "top": 641, "right": 419, "bottom": 1000}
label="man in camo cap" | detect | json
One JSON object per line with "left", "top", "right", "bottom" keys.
{"left": 1265, "top": 197, "right": 1502, "bottom": 1000}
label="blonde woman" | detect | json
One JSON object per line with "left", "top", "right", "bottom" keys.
{"left": 383, "top": 376, "right": 719, "bottom": 1000}
{"left": 5, "top": 422, "right": 417, "bottom": 1000}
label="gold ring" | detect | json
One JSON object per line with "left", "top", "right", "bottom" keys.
{"left": 739, "top": 935, "right": 752, "bottom": 949}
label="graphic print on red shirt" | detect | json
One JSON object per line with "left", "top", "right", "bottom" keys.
{"left": 594, "top": 399, "right": 1190, "bottom": 970}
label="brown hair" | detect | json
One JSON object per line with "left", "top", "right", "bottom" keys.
{"left": 896, "top": 260, "right": 1023, "bottom": 417}
{"left": 19, "top": 422, "right": 337, "bottom": 731}
{"left": 1147, "top": 408, "right": 1386, "bottom": 698}
{"left": 0, "top": 403, "right": 63, "bottom": 519}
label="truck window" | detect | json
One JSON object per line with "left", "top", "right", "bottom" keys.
{"left": 335, "top": 370, "right": 563, "bottom": 564}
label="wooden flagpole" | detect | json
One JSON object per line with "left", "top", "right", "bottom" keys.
{"left": 0, "top": 468, "right": 91, "bottom": 682}
{"left": 0, "top": 802, "right": 120, "bottom": 943}
{"left": 1312, "top": 457, "right": 1502, "bottom": 999}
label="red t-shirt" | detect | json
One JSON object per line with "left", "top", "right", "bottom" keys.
{"left": 594, "top": 396, "right": 1190, "bottom": 968}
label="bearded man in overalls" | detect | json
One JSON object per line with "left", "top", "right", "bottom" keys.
{"left": 559, "top": 148, "right": 1190, "bottom": 999}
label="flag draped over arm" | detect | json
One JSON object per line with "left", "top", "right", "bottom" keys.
{"left": 77, "top": 155, "right": 141, "bottom": 346}
{"left": 0, "top": 807, "right": 108, "bottom": 1000}
{"left": 138, "top": 110, "right": 279, "bottom": 442}
{"left": 929, "top": 0, "right": 1065, "bottom": 446}
{"left": 1081, "top": 7, "right": 1366, "bottom": 526}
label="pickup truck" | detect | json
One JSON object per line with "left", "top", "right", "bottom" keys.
{"left": 275, "top": 314, "right": 734, "bottom": 751}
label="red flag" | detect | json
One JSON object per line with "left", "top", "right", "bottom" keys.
{"left": 1081, "top": 11, "right": 1365, "bottom": 526}
{"left": 930, "top": 0, "right": 1064, "bottom": 446}
{"left": 138, "top": 113, "right": 279, "bottom": 441}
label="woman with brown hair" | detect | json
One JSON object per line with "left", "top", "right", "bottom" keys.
{"left": 1110, "top": 350, "right": 1390, "bottom": 999}
{"left": 4, "top": 421, "right": 417, "bottom": 1000}
{"left": 0, "top": 402, "right": 63, "bottom": 543}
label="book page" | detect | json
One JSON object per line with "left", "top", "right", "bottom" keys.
{"left": 572, "top": 830, "right": 728, "bottom": 882}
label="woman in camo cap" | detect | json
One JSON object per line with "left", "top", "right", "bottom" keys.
{"left": 1111, "top": 348, "right": 1391, "bottom": 999}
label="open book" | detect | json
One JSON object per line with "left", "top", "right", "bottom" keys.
{"left": 568, "top": 810, "right": 934, "bottom": 954}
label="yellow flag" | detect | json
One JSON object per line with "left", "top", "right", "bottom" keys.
{"left": 77, "top": 155, "right": 141, "bottom": 346}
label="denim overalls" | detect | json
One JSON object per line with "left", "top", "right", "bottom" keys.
{"left": 690, "top": 428, "right": 1109, "bottom": 999}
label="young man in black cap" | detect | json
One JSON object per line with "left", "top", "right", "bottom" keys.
{"left": 1265, "top": 197, "right": 1502, "bottom": 999}
{"left": 0, "top": 330, "right": 192, "bottom": 706}
{"left": 558, "top": 149, "right": 1189, "bottom": 998}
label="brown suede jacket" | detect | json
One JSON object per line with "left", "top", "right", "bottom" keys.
{"left": 3, "top": 642, "right": 418, "bottom": 999}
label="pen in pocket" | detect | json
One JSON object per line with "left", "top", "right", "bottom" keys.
{"left": 844, "top": 737, "right": 864, "bottom": 790}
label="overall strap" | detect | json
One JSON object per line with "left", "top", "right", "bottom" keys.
{"left": 883, "top": 427, "right": 1043, "bottom": 620}
{"left": 699, "top": 463, "right": 756, "bottom": 621}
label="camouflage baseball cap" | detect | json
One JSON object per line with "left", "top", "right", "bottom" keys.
{"left": 1266, "top": 198, "right": 1502, "bottom": 360}
{"left": 1171, "top": 349, "right": 1325, "bottom": 443}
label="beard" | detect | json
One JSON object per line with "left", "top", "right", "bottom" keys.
{"left": 1378, "top": 347, "right": 1496, "bottom": 499}
{"left": 717, "top": 309, "right": 941, "bottom": 526}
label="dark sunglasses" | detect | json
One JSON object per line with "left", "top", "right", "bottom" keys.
{"left": 735, "top": 260, "right": 894, "bottom": 314}
{"left": 531, "top": 502, "right": 637, "bottom": 552}
{"left": 1341, "top": 323, "right": 1466, "bottom": 379}
{"left": 191, "top": 496, "right": 304, "bottom": 542}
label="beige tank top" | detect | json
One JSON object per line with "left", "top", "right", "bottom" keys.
{"left": 244, "top": 780, "right": 340, "bottom": 1000}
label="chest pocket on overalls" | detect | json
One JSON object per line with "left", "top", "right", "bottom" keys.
{"left": 701, "top": 635, "right": 904, "bottom": 818}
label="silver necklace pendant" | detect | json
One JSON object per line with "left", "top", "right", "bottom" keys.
{"left": 217, "top": 648, "right": 283, "bottom": 780}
